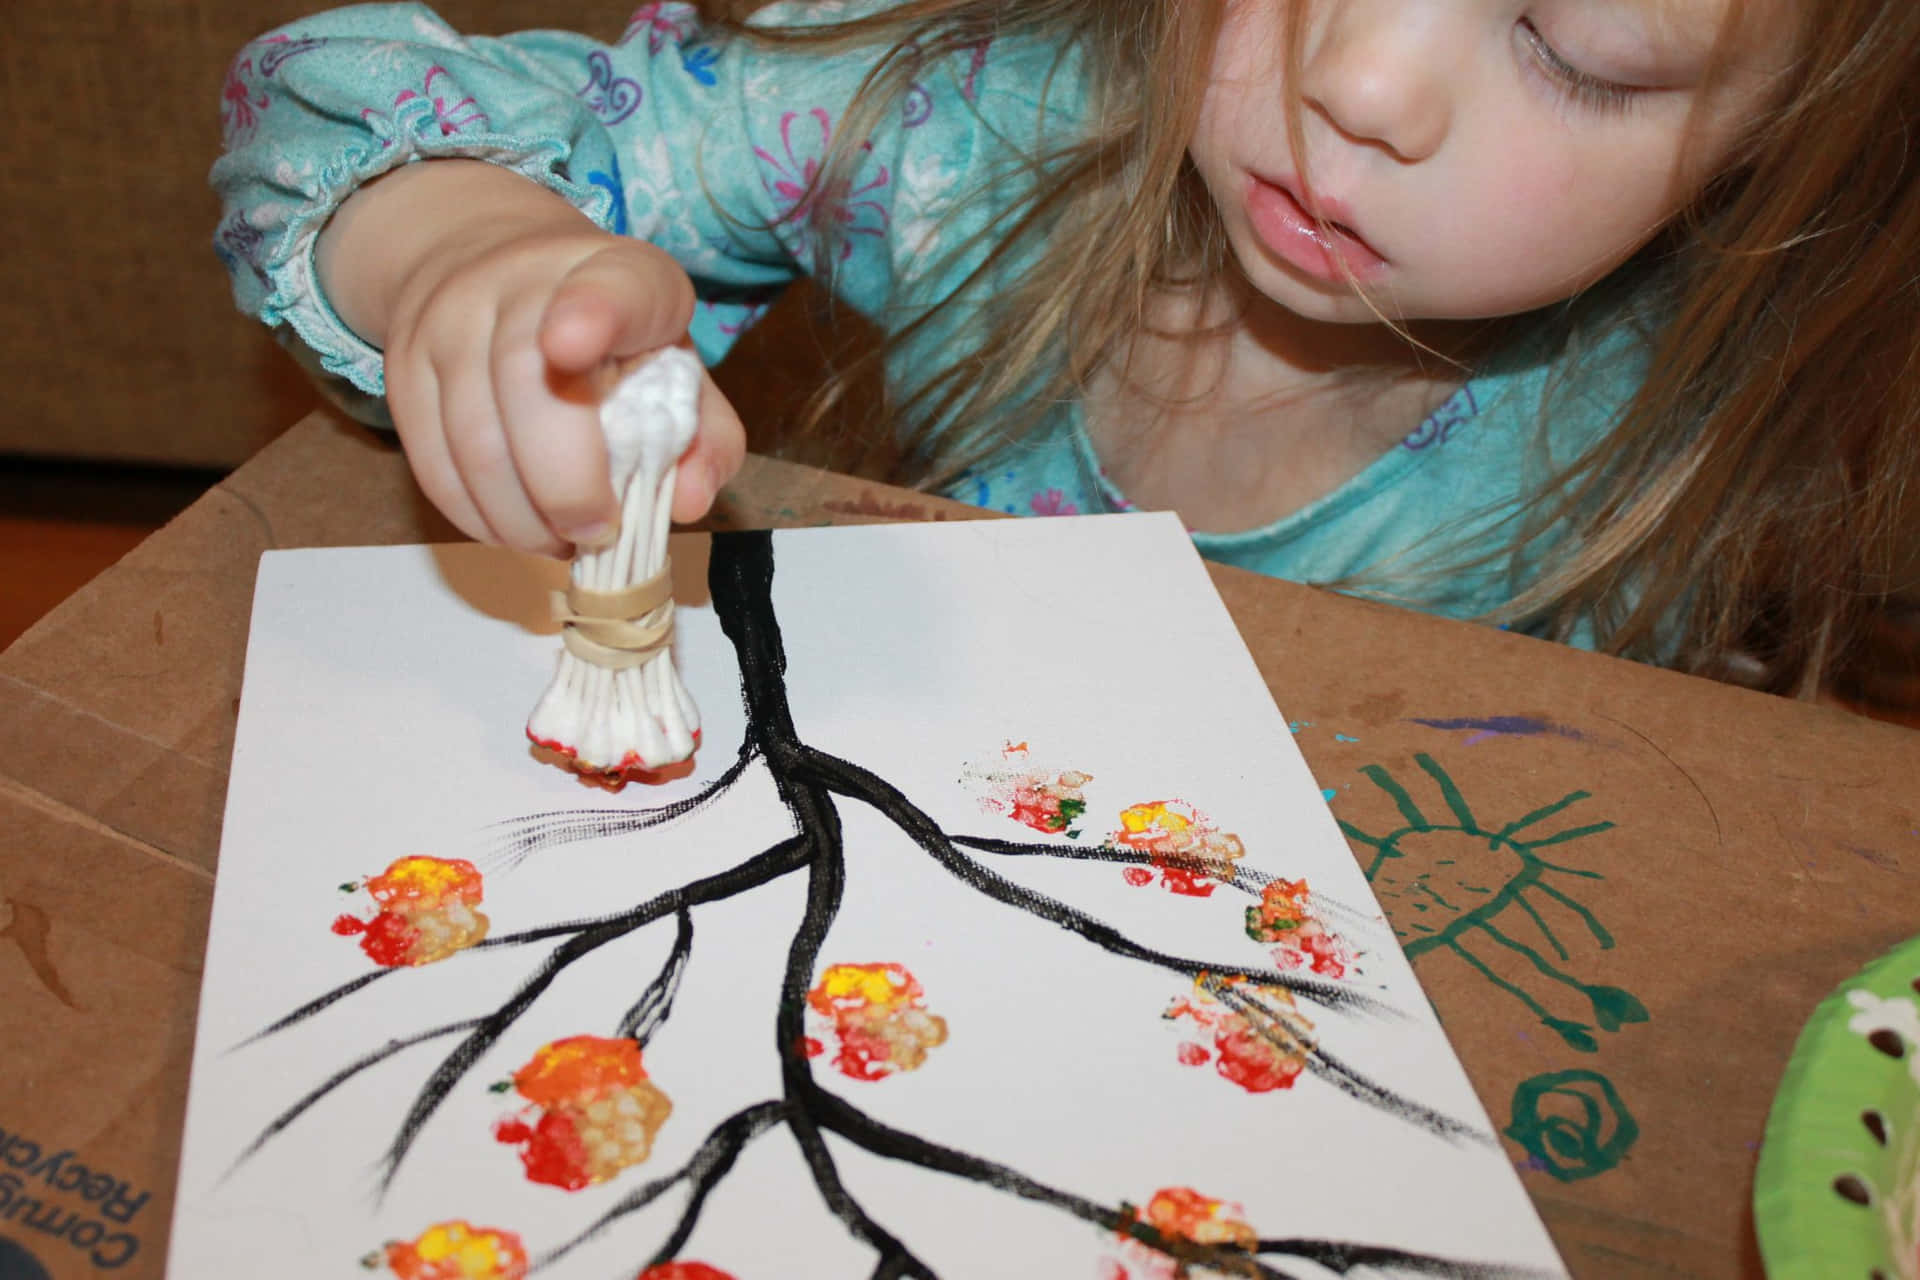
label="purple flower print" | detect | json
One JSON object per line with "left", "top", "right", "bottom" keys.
{"left": 755, "top": 109, "right": 891, "bottom": 260}
{"left": 577, "top": 51, "right": 642, "bottom": 123}
{"left": 902, "top": 84, "right": 934, "bottom": 128}
{"left": 1029, "top": 488, "right": 1079, "bottom": 517}
{"left": 1402, "top": 384, "right": 1480, "bottom": 451}
{"left": 213, "top": 211, "right": 268, "bottom": 285}
{"left": 622, "top": 2, "right": 697, "bottom": 54}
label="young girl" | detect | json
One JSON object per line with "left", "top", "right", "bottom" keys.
{"left": 212, "top": 0, "right": 1920, "bottom": 697}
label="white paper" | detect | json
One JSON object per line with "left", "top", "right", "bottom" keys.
{"left": 169, "top": 513, "right": 1567, "bottom": 1280}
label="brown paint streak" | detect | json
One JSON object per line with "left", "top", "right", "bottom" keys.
{"left": 1347, "top": 690, "right": 1407, "bottom": 724}
{"left": 0, "top": 899, "right": 79, "bottom": 1010}
{"left": 821, "top": 495, "right": 954, "bottom": 524}
{"left": 153, "top": 609, "right": 164, "bottom": 645}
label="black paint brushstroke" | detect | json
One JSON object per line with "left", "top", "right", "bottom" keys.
{"left": 954, "top": 833, "right": 1273, "bottom": 895}
{"left": 1256, "top": 1240, "right": 1563, "bottom": 1280}
{"left": 536, "top": 1100, "right": 788, "bottom": 1271}
{"left": 1212, "top": 982, "right": 1488, "bottom": 1147}
{"left": 620, "top": 907, "right": 694, "bottom": 1045}
{"left": 374, "top": 836, "right": 812, "bottom": 1194}
{"left": 717, "top": 531, "right": 937, "bottom": 1279}
{"left": 235, "top": 967, "right": 399, "bottom": 1048}
{"left": 224, "top": 1017, "right": 484, "bottom": 1181}
{"left": 484, "top": 746, "right": 758, "bottom": 867}
{"left": 802, "top": 747, "right": 1391, "bottom": 1020}
{"left": 639, "top": 1099, "right": 783, "bottom": 1271}
{"left": 819, "top": 1082, "right": 1534, "bottom": 1279}
{"left": 956, "top": 838, "right": 1391, "bottom": 950}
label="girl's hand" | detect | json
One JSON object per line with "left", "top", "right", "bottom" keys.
{"left": 315, "top": 160, "right": 745, "bottom": 556}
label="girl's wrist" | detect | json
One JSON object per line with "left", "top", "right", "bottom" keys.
{"left": 315, "top": 159, "right": 600, "bottom": 347}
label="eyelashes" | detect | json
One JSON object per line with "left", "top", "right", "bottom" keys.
{"left": 1518, "top": 17, "right": 1642, "bottom": 114}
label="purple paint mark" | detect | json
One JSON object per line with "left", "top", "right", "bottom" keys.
{"left": 1410, "top": 716, "right": 1585, "bottom": 747}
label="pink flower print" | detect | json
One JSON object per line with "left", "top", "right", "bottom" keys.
{"left": 221, "top": 53, "right": 271, "bottom": 143}
{"left": 1028, "top": 488, "right": 1078, "bottom": 517}
{"left": 706, "top": 300, "right": 770, "bottom": 337}
{"left": 365, "top": 66, "right": 491, "bottom": 147}
{"left": 960, "top": 39, "right": 992, "bottom": 102}
{"left": 220, "top": 34, "right": 323, "bottom": 143}
{"left": 622, "top": 2, "right": 697, "bottom": 54}
{"left": 755, "top": 109, "right": 891, "bottom": 261}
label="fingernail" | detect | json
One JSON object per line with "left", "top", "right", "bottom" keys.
{"left": 569, "top": 520, "right": 616, "bottom": 548}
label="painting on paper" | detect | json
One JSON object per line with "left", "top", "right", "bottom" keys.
{"left": 168, "top": 513, "right": 1567, "bottom": 1279}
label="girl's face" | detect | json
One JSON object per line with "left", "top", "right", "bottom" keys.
{"left": 1189, "top": 0, "right": 1799, "bottom": 323}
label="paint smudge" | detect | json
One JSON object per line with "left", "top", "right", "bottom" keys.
{"left": 1320, "top": 788, "right": 1338, "bottom": 803}
{"left": 803, "top": 962, "right": 949, "bottom": 1081}
{"left": 1409, "top": 715, "right": 1584, "bottom": 746}
{"left": 637, "top": 1266, "right": 736, "bottom": 1280}
{"left": 962, "top": 742, "right": 1093, "bottom": 836}
{"left": 491, "top": 1036, "right": 672, "bottom": 1190}
{"left": 371, "top": 1219, "right": 528, "bottom": 1278}
{"left": 1102, "top": 1186, "right": 1258, "bottom": 1279}
{"left": 1245, "top": 878, "right": 1354, "bottom": 979}
{"left": 1502, "top": 1069, "right": 1638, "bottom": 1182}
{"left": 1113, "top": 801, "right": 1244, "bottom": 897}
{"left": 1163, "top": 977, "right": 1315, "bottom": 1093}
{"left": 331, "top": 855, "right": 490, "bottom": 967}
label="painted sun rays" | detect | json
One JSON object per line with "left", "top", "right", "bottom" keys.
{"left": 1338, "top": 753, "right": 1646, "bottom": 1053}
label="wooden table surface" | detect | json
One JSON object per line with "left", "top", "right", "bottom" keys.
{"left": 3, "top": 408, "right": 1917, "bottom": 1279}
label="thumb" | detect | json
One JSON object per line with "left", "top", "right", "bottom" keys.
{"left": 670, "top": 370, "right": 748, "bottom": 524}
{"left": 539, "top": 242, "right": 698, "bottom": 374}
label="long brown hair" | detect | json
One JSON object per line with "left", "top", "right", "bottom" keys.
{"left": 704, "top": 0, "right": 1920, "bottom": 697}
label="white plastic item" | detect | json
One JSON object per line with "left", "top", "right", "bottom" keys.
{"left": 525, "top": 347, "right": 703, "bottom": 780}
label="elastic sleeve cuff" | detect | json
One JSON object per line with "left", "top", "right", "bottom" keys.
{"left": 259, "top": 141, "right": 621, "bottom": 399}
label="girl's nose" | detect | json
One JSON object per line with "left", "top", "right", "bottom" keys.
{"left": 1298, "top": 0, "right": 1454, "bottom": 163}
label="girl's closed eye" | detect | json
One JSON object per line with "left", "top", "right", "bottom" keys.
{"left": 1517, "top": 17, "right": 1645, "bottom": 114}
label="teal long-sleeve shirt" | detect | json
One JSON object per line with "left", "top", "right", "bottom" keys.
{"left": 212, "top": 0, "right": 1648, "bottom": 639}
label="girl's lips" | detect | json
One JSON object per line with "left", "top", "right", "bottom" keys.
{"left": 1243, "top": 178, "right": 1387, "bottom": 284}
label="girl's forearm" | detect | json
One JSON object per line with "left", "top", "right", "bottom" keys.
{"left": 314, "top": 159, "right": 598, "bottom": 347}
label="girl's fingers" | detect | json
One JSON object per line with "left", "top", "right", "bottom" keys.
{"left": 670, "top": 370, "right": 748, "bottom": 524}
{"left": 540, "top": 242, "right": 697, "bottom": 372}
{"left": 385, "top": 348, "right": 493, "bottom": 546}
{"left": 491, "top": 292, "right": 618, "bottom": 546}
{"left": 437, "top": 336, "right": 566, "bottom": 556}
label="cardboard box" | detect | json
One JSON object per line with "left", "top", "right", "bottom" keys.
{"left": 4, "top": 409, "right": 1917, "bottom": 1277}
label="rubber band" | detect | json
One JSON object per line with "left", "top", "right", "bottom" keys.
{"left": 549, "top": 561, "right": 675, "bottom": 670}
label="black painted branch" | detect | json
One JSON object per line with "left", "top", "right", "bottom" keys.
{"left": 1212, "top": 983, "right": 1488, "bottom": 1147}
{"left": 1255, "top": 1239, "right": 1562, "bottom": 1280}
{"left": 639, "top": 1100, "right": 787, "bottom": 1272}
{"left": 811, "top": 1085, "right": 1297, "bottom": 1279}
{"left": 484, "top": 745, "right": 759, "bottom": 867}
{"left": 953, "top": 833, "right": 1273, "bottom": 895}
{"left": 799, "top": 747, "right": 1390, "bottom": 1020}
{"left": 237, "top": 968, "right": 398, "bottom": 1046}
{"left": 374, "top": 836, "right": 814, "bottom": 1194}
{"left": 224, "top": 1017, "right": 485, "bottom": 1179}
{"left": 534, "top": 1100, "right": 788, "bottom": 1272}
{"left": 621, "top": 906, "right": 694, "bottom": 1044}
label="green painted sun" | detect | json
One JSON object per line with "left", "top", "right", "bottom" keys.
{"left": 1339, "top": 753, "right": 1647, "bottom": 1052}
